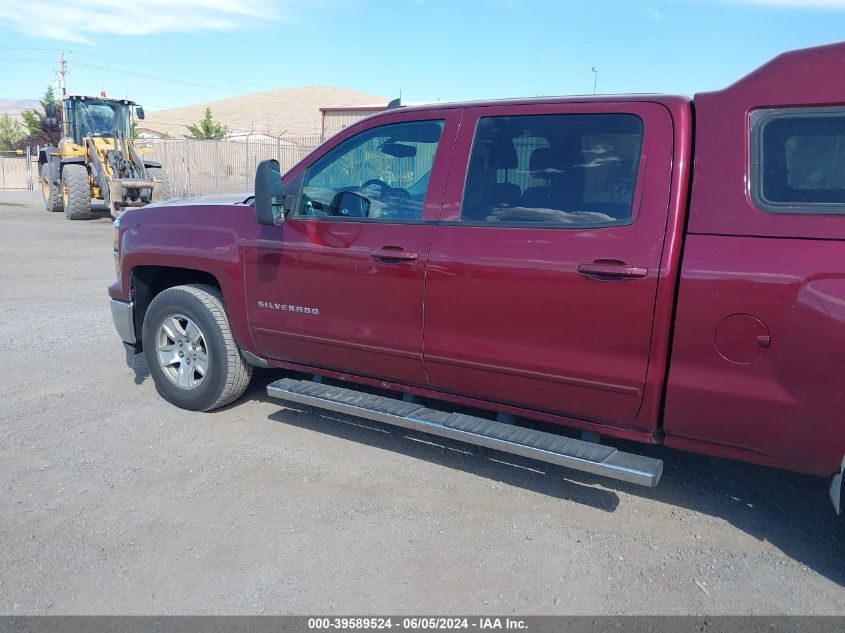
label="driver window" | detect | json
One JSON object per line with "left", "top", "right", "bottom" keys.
{"left": 298, "top": 119, "right": 444, "bottom": 221}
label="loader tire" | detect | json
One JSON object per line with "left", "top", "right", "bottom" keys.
{"left": 147, "top": 167, "right": 172, "bottom": 201}
{"left": 61, "top": 164, "right": 92, "bottom": 220}
{"left": 41, "top": 164, "right": 63, "bottom": 213}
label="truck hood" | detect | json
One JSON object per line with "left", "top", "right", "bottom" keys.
{"left": 147, "top": 193, "right": 253, "bottom": 208}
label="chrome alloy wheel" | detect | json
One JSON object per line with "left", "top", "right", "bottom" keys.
{"left": 156, "top": 314, "right": 209, "bottom": 390}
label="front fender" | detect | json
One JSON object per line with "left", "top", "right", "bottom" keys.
{"left": 119, "top": 216, "right": 256, "bottom": 354}
{"left": 38, "top": 148, "right": 60, "bottom": 183}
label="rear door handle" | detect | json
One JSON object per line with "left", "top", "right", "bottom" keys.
{"left": 578, "top": 260, "right": 648, "bottom": 280}
{"left": 371, "top": 246, "right": 420, "bottom": 263}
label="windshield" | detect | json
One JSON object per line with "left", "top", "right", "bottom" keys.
{"left": 79, "top": 100, "right": 131, "bottom": 137}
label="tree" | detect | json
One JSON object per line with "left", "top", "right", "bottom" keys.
{"left": 0, "top": 114, "right": 24, "bottom": 151}
{"left": 20, "top": 86, "right": 62, "bottom": 148}
{"left": 186, "top": 107, "right": 230, "bottom": 140}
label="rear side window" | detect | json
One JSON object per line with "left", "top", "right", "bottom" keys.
{"left": 751, "top": 107, "right": 845, "bottom": 214}
{"left": 460, "top": 113, "right": 644, "bottom": 226}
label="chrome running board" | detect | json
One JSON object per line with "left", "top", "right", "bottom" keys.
{"left": 267, "top": 378, "right": 662, "bottom": 487}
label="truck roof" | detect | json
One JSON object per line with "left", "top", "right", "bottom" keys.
{"left": 365, "top": 94, "right": 692, "bottom": 120}
{"left": 62, "top": 95, "right": 138, "bottom": 106}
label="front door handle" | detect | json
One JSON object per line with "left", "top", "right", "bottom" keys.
{"left": 371, "top": 246, "right": 420, "bottom": 263}
{"left": 578, "top": 260, "right": 648, "bottom": 280}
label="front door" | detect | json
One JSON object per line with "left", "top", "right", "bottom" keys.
{"left": 244, "top": 110, "right": 460, "bottom": 387}
{"left": 423, "top": 102, "right": 674, "bottom": 428}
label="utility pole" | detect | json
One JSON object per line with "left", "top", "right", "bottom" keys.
{"left": 592, "top": 66, "right": 599, "bottom": 95}
{"left": 56, "top": 52, "right": 67, "bottom": 95}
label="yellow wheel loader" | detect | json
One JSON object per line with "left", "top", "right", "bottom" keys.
{"left": 38, "top": 95, "right": 170, "bottom": 220}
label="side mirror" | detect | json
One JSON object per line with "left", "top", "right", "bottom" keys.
{"left": 255, "top": 159, "right": 285, "bottom": 225}
{"left": 136, "top": 106, "right": 145, "bottom": 120}
{"left": 44, "top": 103, "right": 57, "bottom": 125}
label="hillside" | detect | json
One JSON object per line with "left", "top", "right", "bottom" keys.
{"left": 145, "top": 86, "right": 387, "bottom": 138}
{"left": 0, "top": 99, "right": 41, "bottom": 122}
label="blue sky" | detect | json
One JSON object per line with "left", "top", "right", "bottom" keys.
{"left": 0, "top": 0, "right": 844, "bottom": 111}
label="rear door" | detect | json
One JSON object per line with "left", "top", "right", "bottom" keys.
{"left": 423, "top": 102, "right": 674, "bottom": 429}
{"left": 244, "top": 110, "right": 460, "bottom": 387}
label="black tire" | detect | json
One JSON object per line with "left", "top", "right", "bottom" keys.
{"left": 146, "top": 166, "right": 172, "bottom": 201}
{"left": 41, "top": 164, "right": 63, "bottom": 213}
{"left": 142, "top": 284, "right": 253, "bottom": 411}
{"left": 61, "top": 164, "right": 92, "bottom": 220}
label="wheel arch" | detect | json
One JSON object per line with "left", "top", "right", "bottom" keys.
{"left": 129, "top": 265, "right": 255, "bottom": 355}
{"left": 132, "top": 266, "right": 220, "bottom": 343}
{"left": 43, "top": 156, "right": 88, "bottom": 181}
{"left": 59, "top": 157, "right": 87, "bottom": 172}
{"left": 38, "top": 151, "right": 86, "bottom": 181}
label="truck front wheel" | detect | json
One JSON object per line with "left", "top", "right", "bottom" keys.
{"left": 142, "top": 284, "right": 253, "bottom": 411}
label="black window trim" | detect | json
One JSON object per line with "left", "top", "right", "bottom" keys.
{"left": 286, "top": 215, "right": 429, "bottom": 226}
{"left": 750, "top": 105, "right": 845, "bottom": 215}
{"left": 284, "top": 217, "right": 636, "bottom": 229}
{"left": 434, "top": 218, "right": 635, "bottom": 230}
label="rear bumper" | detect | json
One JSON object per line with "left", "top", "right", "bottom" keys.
{"left": 109, "top": 298, "right": 136, "bottom": 344}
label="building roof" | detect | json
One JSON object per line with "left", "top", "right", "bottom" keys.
{"left": 319, "top": 103, "right": 387, "bottom": 113}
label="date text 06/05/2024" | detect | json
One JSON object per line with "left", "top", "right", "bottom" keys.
{"left": 307, "top": 617, "right": 528, "bottom": 630}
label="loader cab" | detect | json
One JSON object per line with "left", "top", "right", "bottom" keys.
{"left": 61, "top": 95, "right": 137, "bottom": 146}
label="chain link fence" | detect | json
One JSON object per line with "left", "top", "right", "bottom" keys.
{"left": 137, "top": 136, "right": 322, "bottom": 198}
{"left": 0, "top": 138, "right": 324, "bottom": 197}
{"left": 0, "top": 149, "right": 34, "bottom": 190}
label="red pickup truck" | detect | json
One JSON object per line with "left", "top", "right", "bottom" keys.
{"left": 109, "top": 42, "right": 845, "bottom": 511}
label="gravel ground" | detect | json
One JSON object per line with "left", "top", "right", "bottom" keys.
{"left": 0, "top": 190, "right": 844, "bottom": 615}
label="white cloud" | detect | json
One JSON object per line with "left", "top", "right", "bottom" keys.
{"left": 640, "top": 5, "right": 664, "bottom": 21}
{"left": 0, "top": 0, "right": 285, "bottom": 43}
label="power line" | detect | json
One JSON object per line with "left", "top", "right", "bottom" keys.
{"left": 0, "top": 46, "right": 277, "bottom": 94}
{"left": 0, "top": 46, "right": 58, "bottom": 52}
{"left": 0, "top": 56, "right": 57, "bottom": 63}
{"left": 66, "top": 50, "right": 275, "bottom": 92}
{"left": 70, "top": 60, "right": 256, "bottom": 95}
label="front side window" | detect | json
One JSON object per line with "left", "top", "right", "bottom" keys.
{"left": 460, "top": 113, "right": 644, "bottom": 226}
{"left": 298, "top": 119, "right": 444, "bottom": 221}
{"left": 751, "top": 107, "right": 845, "bottom": 214}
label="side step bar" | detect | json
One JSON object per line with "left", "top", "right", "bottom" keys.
{"left": 266, "top": 378, "right": 663, "bottom": 487}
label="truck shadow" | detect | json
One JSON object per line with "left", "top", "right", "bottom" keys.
{"left": 223, "top": 370, "right": 845, "bottom": 586}
{"left": 244, "top": 376, "right": 845, "bottom": 586}
{"left": 128, "top": 351, "right": 150, "bottom": 385}
{"left": 615, "top": 440, "right": 845, "bottom": 585}
{"left": 248, "top": 376, "right": 845, "bottom": 586}
{"left": 265, "top": 403, "right": 621, "bottom": 513}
